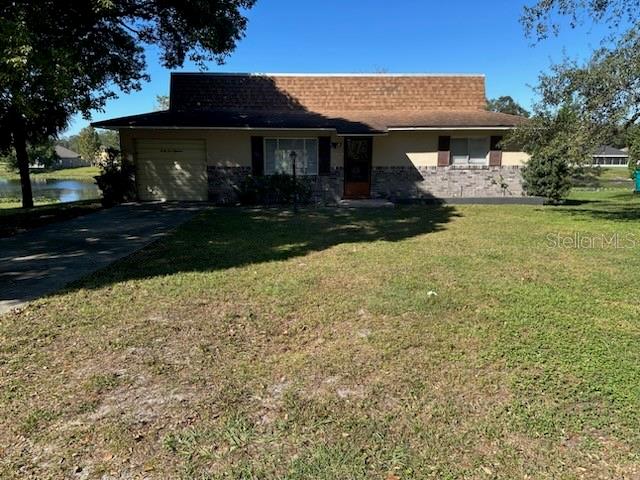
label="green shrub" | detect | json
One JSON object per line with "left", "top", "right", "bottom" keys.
{"left": 94, "top": 148, "right": 135, "bottom": 207}
{"left": 522, "top": 155, "right": 572, "bottom": 203}
{"left": 237, "top": 174, "right": 313, "bottom": 206}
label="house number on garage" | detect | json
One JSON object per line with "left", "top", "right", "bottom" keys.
{"left": 160, "top": 148, "right": 184, "bottom": 153}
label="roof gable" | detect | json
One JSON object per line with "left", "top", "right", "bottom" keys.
{"left": 594, "top": 145, "right": 629, "bottom": 157}
{"left": 54, "top": 145, "right": 80, "bottom": 158}
{"left": 169, "top": 73, "right": 487, "bottom": 113}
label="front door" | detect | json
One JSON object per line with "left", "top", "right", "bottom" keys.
{"left": 344, "top": 137, "right": 372, "bottom": 199}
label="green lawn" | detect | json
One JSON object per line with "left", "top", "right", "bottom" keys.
{"left": 1, "top": 190, "right": 640, "bottom": 479}
{"left": 572, "top": 166, "right": 634, "bottom": 189}
{"left": 0, "top": 162, "right": 100, "bottom": 181}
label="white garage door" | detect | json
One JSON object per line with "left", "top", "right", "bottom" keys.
{"left": 135, "top": 139, "right": 207, "bottom": 201}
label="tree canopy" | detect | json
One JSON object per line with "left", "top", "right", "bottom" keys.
{"left": 155, "top": 95, "right": 170, "bottom": 111}
{"left": 515, "top": 0, "right": 640, "bottom": 197}
{"left": 487, "top": 96, "right": 530, "bottom": 117}
{"left": 0, "top": 0, "right": 255, "bottom": 207}
{"left": 522, "top": 0, "right": 640, "bottom": 41}
{"left": 76, "top": 127, "right": 102, "bottom": 163}
{"left": 0, "top": 138, "right": 59, "bottom": 170}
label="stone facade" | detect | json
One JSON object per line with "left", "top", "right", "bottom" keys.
{"left": 208, "top": 165, "right": 523, "bottom": 204}
{"left": 371, "top": 166, "right": 524, "bottom": 199}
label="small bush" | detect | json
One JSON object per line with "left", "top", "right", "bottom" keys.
{"left": 94, "top": 148, "right": 136, "bottom": 207}
{"left": 522, "top": 155, "right": 572, "bottom": 203}
{"left": 236, "top": 174, "right": 313, "bottom": 206}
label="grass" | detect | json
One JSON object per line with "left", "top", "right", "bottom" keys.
{"left": 0, "top": 196, "right": 60, "bottom": 210}
{"left": 0, "top": 162, "right": 100, "bottom": 181}
{"left": 0, "top": 199, "right": 103, "bottom": 237}
{"left": 1, "top": 189, "right": 640, "bottom": 478}
{"left": 572, "top": 166, "right": 634, "bottom": 189}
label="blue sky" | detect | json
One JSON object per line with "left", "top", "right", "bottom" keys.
{"left": 70, "top": 0, "right": 610, "bottom": 136}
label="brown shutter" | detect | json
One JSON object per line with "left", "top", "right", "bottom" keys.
{"left": 437, "top": 136, "right": 451, "bottom": 167}
{"left": 489, "top": 135, "right": 503, "bottom": 167}
{"left": 318, "top": 136, "right": 331, "bottom": 175}
{"left": 251, "top": 136, "right": 264, "bottom": 176}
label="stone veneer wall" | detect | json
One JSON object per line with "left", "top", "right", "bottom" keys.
{"left": 207, "top": 166, "right": 344, "bottom": 204}
{"left": 208, "top": 165, "right": 523, "bottom": 204}
{"left": 371, "top": 166, "right": 524, "bottom": 199}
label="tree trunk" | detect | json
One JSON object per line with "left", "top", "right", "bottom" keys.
{"left": 12, "top": 113, "right": 33, "bottom": 208}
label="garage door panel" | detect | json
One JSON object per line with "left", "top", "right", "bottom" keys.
{"left": 135, "top": 139, "right": 207, "bottom": 201}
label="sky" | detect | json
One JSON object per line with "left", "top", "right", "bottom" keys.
{"left": 68, "top": 0, "right": 612, "bottom": 136}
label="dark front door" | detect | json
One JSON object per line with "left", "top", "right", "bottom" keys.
{"left": 344, "top": 137, "right": 372, "bottom": 199}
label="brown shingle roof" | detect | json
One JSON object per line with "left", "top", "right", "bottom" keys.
{"left": 93, "top": 73, "right": 528, "bottom": 133}
{"left": 170, "top": 73, "right": 487, "bottom": 112}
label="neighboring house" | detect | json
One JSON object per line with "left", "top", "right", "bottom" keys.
{"left": 93, "top": 73, "right": 529, "bottom": 202}
{"left": 591, "top": 146, "right": 629, "bottom": 168}
{"left": 54, "top": 145, "right": 90, "bottom": 168}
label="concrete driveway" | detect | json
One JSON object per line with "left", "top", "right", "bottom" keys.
{"left": 0, "top": 203, "right": 203, "bottom": 314}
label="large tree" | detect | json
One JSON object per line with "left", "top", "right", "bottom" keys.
{"left": 520, "top": 0, "right": 640, "bottom": 174}
{"left": 0, "top": 0, "right": 255, "bottom": 208}
{"left": 76, "top": 126, "right": 101, "bottom": 164}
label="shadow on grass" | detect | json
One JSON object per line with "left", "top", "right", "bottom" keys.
{"left": 554, "top": 191, "right": 640, "bottom": 221}
{"left": 79, "top": 205, "right": 459, "bottom": 289}
{"left": 556, "top": 206, "right": 640, "bottom": 222}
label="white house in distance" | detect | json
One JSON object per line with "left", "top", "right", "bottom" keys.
{"left": 591, "top": 146, "right": 629, "bottom": 168}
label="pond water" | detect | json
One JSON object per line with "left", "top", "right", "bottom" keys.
{"left": 0, "top": 178, "right": 101, "bottom": 203}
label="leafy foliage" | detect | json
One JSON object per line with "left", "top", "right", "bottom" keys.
{"left": 155, "top": 95, "right": 170, "bottom": 111}
{"left": 0, "top": 139, "right": 59, "bottom": 169}
{"left": 487, "top": 96, "right": 530, "bottom": 117}
{"left": 522, "top": 155, "right": 573, "bottom": 202}
{"left": 517, "top": 0, "right": 640, "bottom": 198}
{"left": 97, "top": 130, "right": 120, "bottom": 150}
{"left": 534, "top": 31, "right": 640, "bottom": 144}
{"left": 521, "top": 0, "right": 640, "bottom": 41}
{"left": 94, "top": 148, "right": 136, "bottom": 207}
{"left": 76, "top": 126, "right": 101, "bottom": 163}
{"left": 514, "top": 105, "right": 585, "bottom": 201}
{"left": 237, "top": 174, "right": 314, "bottom": 206}
{"left": 60, "top": 129, "right": 120, "bottom": 155}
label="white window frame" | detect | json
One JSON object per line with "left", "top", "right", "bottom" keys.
{"left": 450, "top": 137, "right": 490, "bottom": 167}
{"left": 263, "top": 138, "right": 319, "bottom": 176}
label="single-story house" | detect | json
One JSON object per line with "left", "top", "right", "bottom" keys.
{"left": 54, "top": 145, "right": 90, "bottom": 168}
{"left": 92, "top": 73, "right": 530, "bottom": 202}
{"left": 591, "top": 146, "right": 629, "bottom": 168}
